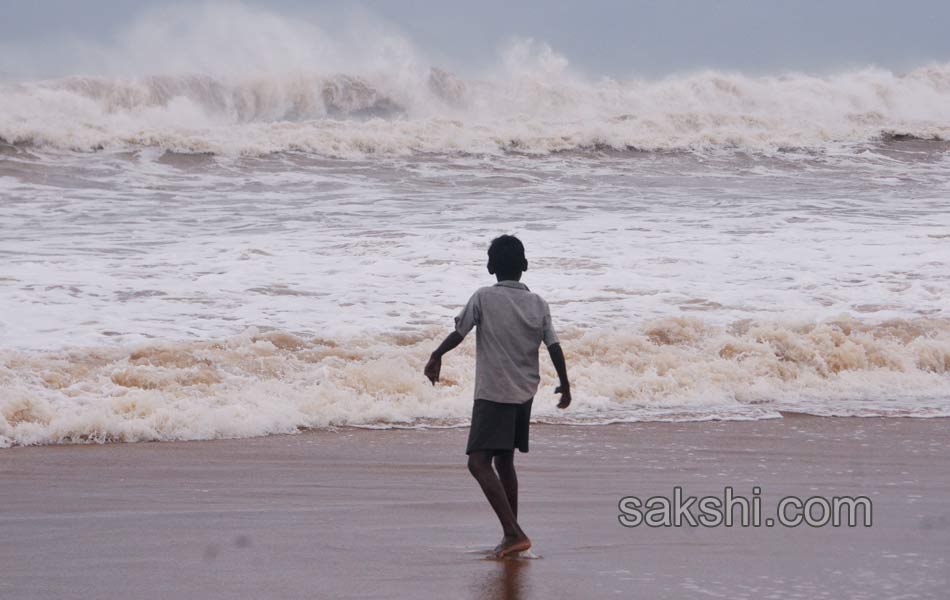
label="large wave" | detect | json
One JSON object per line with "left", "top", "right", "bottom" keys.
{"left": 3, "top": 65, "right": 950, "bottom": 157}
{"left": 1, "top": 4, "right": 949, "bottom": 157}
{"left": 3, "top": 317, "right": 949, "bottom": 447}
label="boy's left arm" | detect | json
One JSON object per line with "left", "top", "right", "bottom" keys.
{"left": 542, "top": 301, "right": 570, "bottom": 409}
{"left": 547, "top": 342, "right": 572, "bottom": 409}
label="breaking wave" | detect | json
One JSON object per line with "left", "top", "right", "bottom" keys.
{"left": 3, "top": 316, "right": 949, "bottom": 447}
{"left": 1, "top": 4, "right": 949, "bottom": 157}
{"left": 3, "top": 65, "right": 950, "bottom": 157}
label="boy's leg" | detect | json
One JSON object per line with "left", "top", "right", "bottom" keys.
{"left": 467, "top": 451, "right": 530, "bottom": 555}
{"left": 493, "top": 450, "right": 518, "bottom": 519}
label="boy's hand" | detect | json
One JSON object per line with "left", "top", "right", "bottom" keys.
{"left": 555, "top": 384, "right": 572, "bottom": 409}
{"left": 424, "top": 354, "right": 442, "bottom": 385}
{"left": 425, "top": 331, "right": 464, "bottom": 385}
{"left": 547, "top": 343, "right": 571, "bottom": 409}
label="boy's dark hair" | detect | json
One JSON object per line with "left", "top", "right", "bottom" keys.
{"left": 487, "top": 235, "right": 528, "bottom": 278}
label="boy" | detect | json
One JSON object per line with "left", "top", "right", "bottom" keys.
{"left": 424, "top": 234, "right": 571, "bottom": 559}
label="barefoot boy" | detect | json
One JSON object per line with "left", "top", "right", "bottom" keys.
{"left": 424, "top": 235, "right": 571, "bottom": 558}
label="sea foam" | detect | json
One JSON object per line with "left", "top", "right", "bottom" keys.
{"left": 2, "top": 4, "right": 950, "bottom": 157}
{"left": 3, "top": 317, "right": 949, "bottom": 447}
{"left": 2, "top": 4, "right": 949, "bottom": 448}
{"left": 3, "top": 65, "right": 950, "bottom": 157}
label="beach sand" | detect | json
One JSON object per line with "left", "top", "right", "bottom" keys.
{"left": 2, "top": 416, "right": 948, "bottom": 599}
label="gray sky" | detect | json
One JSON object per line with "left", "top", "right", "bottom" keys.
{"left": 1, "top": 0, "right": 949, "bottom": 77}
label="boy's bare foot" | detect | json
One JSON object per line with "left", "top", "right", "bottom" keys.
{"left": 492, "top": 534, "right": 531, "bottom": 559}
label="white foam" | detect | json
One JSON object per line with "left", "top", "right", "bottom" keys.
{"left": 1, "top": 3, "right": 950, "bottom": 156}
{"left": 2, "top": 3, "right": 949, "bottom": 447}
{"left": 1, "top": 319, "right": 949, "bottom": 447}
{"left": 3, "top": 64, "right": 949, "bottom": 156}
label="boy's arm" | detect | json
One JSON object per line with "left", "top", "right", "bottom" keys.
{"left": 424, "top": 331, "right": 464, "bottom": 384}
{"left": 428, "top": 290, "right": 479, "bottom": 384}
{"left": 547, "top": 342, "right": 572, "bottom": 409}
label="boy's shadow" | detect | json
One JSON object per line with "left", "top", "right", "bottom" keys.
{"left": 472, "top": 558, "right": 529, "bottom": 600}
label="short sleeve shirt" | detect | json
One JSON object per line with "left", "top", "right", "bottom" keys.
{"left": 454, "top": 280, "right": 559, "bottom": 404}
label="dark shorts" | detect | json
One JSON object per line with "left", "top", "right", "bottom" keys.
{"left": 465, "top": 398, "right": 533, "bottom": 455}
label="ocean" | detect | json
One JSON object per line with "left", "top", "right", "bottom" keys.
{"left": 2, "top": 54, "right": 950, "bottom": 447}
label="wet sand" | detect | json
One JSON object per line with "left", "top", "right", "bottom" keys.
{"left": 2, "top": 417, "right": 949, "bottom": 599}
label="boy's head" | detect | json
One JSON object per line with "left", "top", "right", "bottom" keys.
{"left": 487, "top": 234, "right": 528, "bottom": 280}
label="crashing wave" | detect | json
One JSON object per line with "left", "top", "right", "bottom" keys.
{"left": 2, "top": 316, "right": 949, "bottom": 447}
{"left": 28, "top": 73, "right": 406, "bottom": 122}
{"left": 2, "top": 64, "right": 950, "bottom": 156}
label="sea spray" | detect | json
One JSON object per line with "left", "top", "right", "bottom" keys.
{"left": 2, "top": 4, "right": 950, "bottom": 156}
{"left": 3, "top": 64, "right": 950, "bottom": 156}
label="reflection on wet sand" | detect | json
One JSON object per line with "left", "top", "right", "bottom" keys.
{"left": 472, "top": 558, "right": 528, "bottom": 600}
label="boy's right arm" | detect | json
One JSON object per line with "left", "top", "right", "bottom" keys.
{"left": 547, "top": 342, "right": 572, "bottom": 409}
{"left": 424, "top": 331, "right": 464, "bottom": 384}
{"left": 427, "top": 290, "right": 480, "bottom": 384}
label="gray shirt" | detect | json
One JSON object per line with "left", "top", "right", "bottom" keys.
{"left": 454, "top": 280, "right": 559, "bottom": 404}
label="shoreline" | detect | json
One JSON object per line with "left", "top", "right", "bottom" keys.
{"left": 6, "top": 407, "right": 950, "bottom": 450}
{"left": 3, "top": 416, "right": 949, "bottom": 599}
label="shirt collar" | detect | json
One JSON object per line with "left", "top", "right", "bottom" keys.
{"left": 494, "top": 280, "right": 529, "bottom": 291}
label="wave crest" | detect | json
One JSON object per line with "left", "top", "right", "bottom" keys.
{"left": 3, "top": 2, "right": 950, "bottom": 157}
{"left": 3, "top": 63, "right": 950, "bottom": 156}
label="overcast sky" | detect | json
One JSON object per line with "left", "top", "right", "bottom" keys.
{"left": 2, "top": 0, "right": 949, "bottom": 78}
